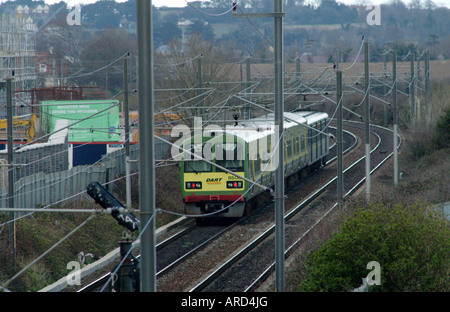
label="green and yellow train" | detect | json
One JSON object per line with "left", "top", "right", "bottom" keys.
{"left": 179, "top": 111, "right": 329, "bottom": 223}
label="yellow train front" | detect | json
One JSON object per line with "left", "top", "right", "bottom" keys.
{"left": 179, "top": 111, "right": 329, "bottom": 224}
{"left": 180, "top": 133, "right": 248, "bottom": 223}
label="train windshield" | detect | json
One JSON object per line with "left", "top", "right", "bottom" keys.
{"left": 183, "top": 142, "right": 212, "bottom": 172}
{"left": 184, "top": 160, "right": 212, "bottom": 173}
{"left": 215, "top": 142, "right": 244, "bottom": 172}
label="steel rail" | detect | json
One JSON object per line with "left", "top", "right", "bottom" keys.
{"left": 77, "top": 223, "right": 197, "bottom": 292}
{"left": 189, "top": 124, "right": 364, "bottom": 292}
{"left": 245, "top": 122, "right": 401, "bottom": 291}
{"left": 78, "top": 123, "right": 359, "bottom": 293}
{"left": 78, "top": 217, "right": 246, "bottom": 292}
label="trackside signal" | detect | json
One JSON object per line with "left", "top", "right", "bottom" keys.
{"left": 86, "top": 182, "right": 140, "bottom": 232}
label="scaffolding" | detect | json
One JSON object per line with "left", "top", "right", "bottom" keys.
{"left": 0, "top": 7, "right": 37, "bottom": 118}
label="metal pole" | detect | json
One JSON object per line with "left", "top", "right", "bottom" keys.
{"left": 124, "top": 56, "right": 132, "bottom": 209}
{"left": 274, "top": 0, "right": 285, "bottom": 292}
{"left": 364, "top": 41, "right": 371, "bottom": 201}
{"left": 61, "top": 59, "right": 64, "bottom": 86}
{"left": 337, "top": 50, "right": 340, "bottom": 69}
{"left": 424, "top": 50, "right": 430, "bottom": 125}
{"left": 136, "top": 0, "right": 156, "bottom": 292}
{"left": 197, "top": 56, "right": 203, "bottom": 117}
{"left": 240, "top": 62, "right": 243, "bottom": 83}
{"left": 410, "top": 51, "right": 415, "bottom": 126}
{"left": 119, "top": 231, "right": 134, "bottom": 292}
{"left": 53, "top": 58, "right": 56, "bottom": 86}
{"left": 246, "top": 57, "right": 251, "bottom": 119}
{"left": 336, "top": 70, "right": 343, "bottom": 208}
{"left": 416, "top": 51, "right": 420, "bottom": 82}
{"left": 6, "top": 77, "right": 15, "bottom": 255}
{"left": 384, "top": 54, "right": 388, "bottom": 127}
{"left": 393, "top": 50, "right": 398, "bottom": 186}
{"left": 425, "top": 51, "right": 430, "bottom": 101}
{"left": 296, "top": 57, "right": 301, "bottom": 108}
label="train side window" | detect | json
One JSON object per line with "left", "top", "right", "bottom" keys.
{"left": 315, "top": 122, "right": 318, "bottom": 144}
{"left": 294, "top": 135, "right": 299, "bottom": 155}
{"left": 286, "top": 134, "right": 292, "bottom": 159}
{"left": 301, "top": 128, "right": 305, "bottom": 154}
{"left": 315, "top": 122, "right": 319, "bottom": 154}
{"left": 254, "top": 152, "right": 261, "bottom": 173}
{"left": 318, "top": 122, "right": 323, "bottom": 155}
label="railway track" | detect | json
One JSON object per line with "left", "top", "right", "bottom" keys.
{"left": 77, "top": 220, "right": 243, "bottom": 292}
{"left": 187, "top": 121, "right": 397, "bottom": 292}
{"left": 155, "top": 124, "right": 357, "bottom": 292}
{"left": 77, "top": 120, "right": 390, "bottom": 292}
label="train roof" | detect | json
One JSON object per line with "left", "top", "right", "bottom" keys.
{"left": 294, "top": 111, "right": 329, "bottom": 124}
{"left": 202, "top": 111, "right": 328, "bottom": 143}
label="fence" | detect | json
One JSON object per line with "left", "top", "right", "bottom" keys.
{"left": 0, "top": 138, "right": 170, "bottom": 210}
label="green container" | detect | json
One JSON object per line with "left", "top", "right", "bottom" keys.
{"left": 41, "top": 100, "right": 120, "bottom": 142}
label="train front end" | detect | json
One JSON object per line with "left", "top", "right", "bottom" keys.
{"left": 180, "top": 133, "right": 248, "bottom": 220}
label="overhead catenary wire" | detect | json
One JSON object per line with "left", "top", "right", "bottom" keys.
{"left": 0, "top": 32, "right": 417, "bottom": 291}
{"left": 235, "top": 4, "right": 273, "bottom": 47}
{"left": 0, "top": 131, "right": 135, "bottom": 225}
{"left": 0, "top": 160, "right": 139, "bottom": 227}
{"left": 340, "top": 40, "right": 365, "bottom": 72}
{"left": 155, "top": 129, "right": 285, "bottom": 220}
{"left": 65, "top": 52, "right": 129, "bottom": 79}
{"left": 184, "top": 0, "right": 236, "bottom": 17}
{"left": 13, "top": 101, "right": 120, "bottom": 152}
{"left": 233, "top": 94, "right": 337, "bottom": 139}
{"left": 99, "top": 128, "right": 282, "bottom": 292}
{"left": 155, "top": 53, "right": 203, "bottom": 67}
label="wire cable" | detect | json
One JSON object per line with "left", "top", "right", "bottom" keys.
{"left": 184, "top": 0, "right": 236, "bottom": 17}
{"left": 341, "top": 40, "right": 364, "bottom": 71}
{"left": 66, "top": 52, "right": 129, "bottom": 79}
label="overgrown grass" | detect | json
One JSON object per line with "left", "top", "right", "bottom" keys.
{"left": 403, "top": 79, "right": 450, "bottom": 160}
{"left": 0, "top": 159, "right": 184, "bottom": 292}
{"left": 0, "top": 200, "right": 124, "bottom": 292}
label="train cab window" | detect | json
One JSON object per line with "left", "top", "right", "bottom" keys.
{"left": 183, "top": 142, "right": 213, "bottom": 172}
{"left": 185, "top": 161, "right": 212, "bottom": 173}
{"left": 215, "top": 142, "right": 244, "bottom": 172}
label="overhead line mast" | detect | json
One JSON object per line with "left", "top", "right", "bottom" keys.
{"left": 136, "top": 0, "right": 156, "bottom": 292}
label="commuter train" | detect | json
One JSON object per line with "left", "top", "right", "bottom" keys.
{"left": 179, "top": 110, "right": 329, "bottom": 224}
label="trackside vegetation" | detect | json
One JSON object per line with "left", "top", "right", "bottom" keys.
{"left": 299, "top": 202, "right": 449, "bottom": 292}
{"left": 297, "top": 81, "right": 450, "bottom": 292}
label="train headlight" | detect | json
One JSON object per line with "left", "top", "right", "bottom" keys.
{"left": 186, "top": 181, "right": 202, "bottom": 189}
{"left": 227, "top": 181, "right": 243, "bottom": 188}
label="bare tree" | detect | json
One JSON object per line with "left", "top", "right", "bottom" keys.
{"left": 75, "top": 29, "right": 137, "bottom": 93}
{"left": 155, "top": 34, "right": 236, "bottom": 126}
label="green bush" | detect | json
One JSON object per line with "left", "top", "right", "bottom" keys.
{"left": 299, "top": 203, "right": 449, "bottom": 292}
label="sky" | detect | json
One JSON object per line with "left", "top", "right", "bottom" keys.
{"left": 7, "top": 0, "right": 450, "bottom": 9}
{"left": 27, "top": 0, "right": 450, "bottom": 8}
